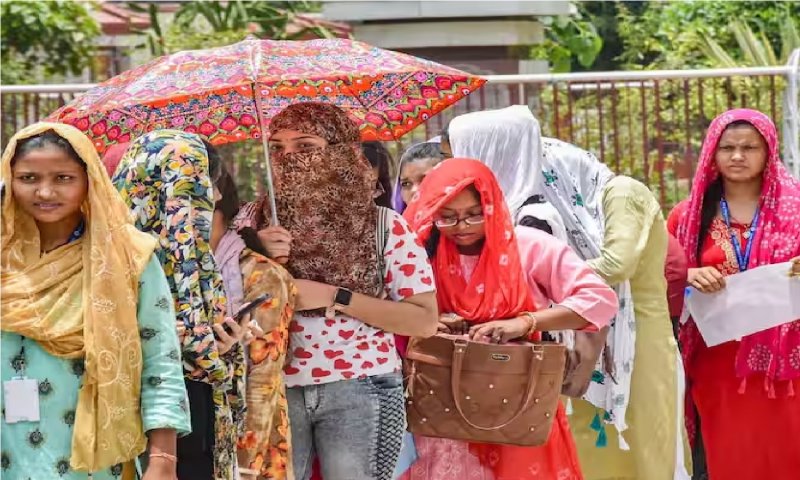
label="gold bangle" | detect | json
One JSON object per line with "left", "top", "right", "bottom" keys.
{"left": 149, "top": 452, "right": 177, "bottom": 463}
{"left": 521, "top": 312, "right": 538, "bottom": 337}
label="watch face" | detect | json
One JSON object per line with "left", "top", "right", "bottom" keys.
{"left": 335, "top": 288, "right": 353, "bottom": 306}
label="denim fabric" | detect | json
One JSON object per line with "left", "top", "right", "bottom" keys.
{"left": 288, "top": 372, "right": 406, "bottom": 480}
{"left": 392, "top": 432, "right": 417, "bottom": 478}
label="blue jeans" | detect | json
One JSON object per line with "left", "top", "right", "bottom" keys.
{"left": 287, "top": 372, "right": 406, "bottom": 480}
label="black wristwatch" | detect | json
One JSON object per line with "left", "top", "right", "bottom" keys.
{"left": 333, "top": 287, "right": 353, "bottom": 309}
{"left": 326, "top": 287, "right": 353, "bottom": 320}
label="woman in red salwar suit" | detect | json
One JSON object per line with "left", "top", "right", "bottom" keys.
{"left": 668, "top": 108, "right": 800, "bottom": 480}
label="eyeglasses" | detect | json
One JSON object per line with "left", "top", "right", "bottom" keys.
{"left": 434, "top": 214, "right": 485, "bottom": 228}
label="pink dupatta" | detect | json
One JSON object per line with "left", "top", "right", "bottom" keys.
{"left": 675, "top": 108, "right": 800, "bottom": 388}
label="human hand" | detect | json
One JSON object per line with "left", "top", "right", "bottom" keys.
{"left": 688, "top": 266, "right": 726, "bottom": 293}
{"left": 790, "top": 256, "right": 800, "bottom": 278}
{"left": 175, "top": 321, "right": 186, "bottom": 339}
{"left": 214, "top": 313, "right": 252, "bottom": 355}
{"left": 294, "top": 280, "right": 336, "bottom": 312}
{"left": 244, "top": 322, "right": 265, "bottom": 346}
{"left": 142, "top": 456, "right": 176, "bottom": 480}
{"left": 257, "top": 226, "right": 292, "bottom": 264}
{"left": 468, "top": 317, "right": 532, "bottom": 344}
{"left": 438, "top": 313, "right": 468, "bottom": 335}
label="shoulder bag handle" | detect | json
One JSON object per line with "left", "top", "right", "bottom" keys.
{"left": 450, "top": 339, "right": 544, "bottom": 431}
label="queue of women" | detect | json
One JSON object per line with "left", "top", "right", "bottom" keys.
{"left": 1, "top": 100, "right": 799, "bottom": 480}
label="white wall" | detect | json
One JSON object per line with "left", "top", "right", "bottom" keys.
{"left": 322, "top": 1, "right": 572, "bottom": 21}
{"left": 352, "top": 20, "right": 544, "bottom": 49}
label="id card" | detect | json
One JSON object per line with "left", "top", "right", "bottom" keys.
{"left": 3, "top": 378, "right": 40, "bottom": 423}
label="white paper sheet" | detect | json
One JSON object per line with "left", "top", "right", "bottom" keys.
{"left": 686, "top": 262, "right": 800, "bottom": 346}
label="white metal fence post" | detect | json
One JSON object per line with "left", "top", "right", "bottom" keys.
{"left": 783, "top": 49, "right": 800, "bottom": 177}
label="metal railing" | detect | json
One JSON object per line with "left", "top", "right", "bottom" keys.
{"left": 2, "top": 55, "right": 798, "bottom": 209}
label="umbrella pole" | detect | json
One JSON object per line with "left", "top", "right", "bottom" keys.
{"left": 249, "top": 38, "right": 280, "bottom": 226}
{"left": 253, "top": 89, "right": 280, "bottom": 226}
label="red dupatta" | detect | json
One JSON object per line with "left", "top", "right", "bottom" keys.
{"left": 674, "top": 108, "right": 800, "bottom": 385}
{"left": 404, "top": 159, "right": 584, "bottom": 479}
{"left": 403, "top": 158, "right": 536, "bottom": 321}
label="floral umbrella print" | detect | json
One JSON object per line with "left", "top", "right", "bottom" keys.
{"left": 47, "top": 37, "right": 486, "bottom": 153}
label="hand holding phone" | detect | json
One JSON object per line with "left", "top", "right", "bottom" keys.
{"left": 234, "top": 294, "right": 272, "bottom": 321}
{"left": 214, "top": 294, "right": 272, "bottom": 351}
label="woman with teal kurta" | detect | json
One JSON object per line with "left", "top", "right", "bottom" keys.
{"left": 1, "top": 123, "right": 190, "bottom": 480}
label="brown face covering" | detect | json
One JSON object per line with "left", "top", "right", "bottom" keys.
{"left": 261, "top": 103, "right": 381, "bottom": 306}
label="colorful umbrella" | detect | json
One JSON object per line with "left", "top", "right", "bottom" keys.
{"left": 48, "top": 37, "right": 485, "bottom": 223}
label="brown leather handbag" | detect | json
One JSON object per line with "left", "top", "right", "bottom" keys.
{"left": 404, "top": 334, "right": 566, "bottom": 447}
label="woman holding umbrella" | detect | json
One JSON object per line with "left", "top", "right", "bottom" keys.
{"left": 237, "top": 102, "right": 438, "bottom": 480}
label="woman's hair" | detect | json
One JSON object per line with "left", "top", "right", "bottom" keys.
{"left": 202, "top": 140, "right": 269, "bottom": 257}
{"left": 399, "top": 142, "right": 441, "bottom": 166}
{"left": 517, "top": 195, "right": 553, "bottom": 235}
{"left": 12, "top": 130, "right": 83, "bottom": 168}
{"left": 425, "top": 227, "right": 441, "bottom": 259}
{"left": 440, "top": 121, "right": 450, "bottom": 146}
{"left": 695, "top": 119, "right": 757, "bottom": 261}
{"left": 518, "top": 215, "right": 554, "bottom": 235}
{"left": 204, "top": 139, "right": 222, "bottom": 182}
{"left": 361, "top": 141, "right": 393, "bottom": 209}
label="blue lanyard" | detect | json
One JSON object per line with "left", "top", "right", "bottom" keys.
{"left": 719, "top": 198, "right": 759, "bottom": 272}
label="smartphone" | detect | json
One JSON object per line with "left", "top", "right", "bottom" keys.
{"left": 218, "top": 293, "right": 272, "bottom": 337}
{"left": 233, "top": 293, "right": 272, "bottom": 321}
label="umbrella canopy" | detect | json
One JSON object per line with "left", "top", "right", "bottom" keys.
{"left": 47, "top": 37, "right": 486, "bottom": 153}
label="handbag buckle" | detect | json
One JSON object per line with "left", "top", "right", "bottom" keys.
{"left": 453, "top": 338, "right": 468, "bottom": 353}
{"left": 532, "top": 344, "right": 545, "bottom": 360}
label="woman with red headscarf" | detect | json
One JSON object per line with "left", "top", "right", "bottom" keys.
{"left": 402, "top": 158, "right": 618, "bottom": 479}
{"left": 668, "top": 108, "right": 800, "bottom": 479}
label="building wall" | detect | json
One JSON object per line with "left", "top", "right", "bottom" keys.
{"left": 322, "top": 1, "right": 571, "bottom": 21}
{"left": 321, "top": 0, "right": 568, "bottom": 74}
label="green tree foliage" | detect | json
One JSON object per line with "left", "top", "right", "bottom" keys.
{"left": 128, "top": 0, "right": 331, "bottom": 57}
{"left": 700, "top": 17, "right": 800, "bottom": 68}
{"left": 614, "top": 0, "right": 800, "bottom": 69}
{"left": 529, "top": 5, "right": 603, "bottom": 72}
{"left": 0, "top": 0, "right": 100, "bottom": 84}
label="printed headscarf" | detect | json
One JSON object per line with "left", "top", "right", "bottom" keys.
{"left": 1, "top": 122, "right": 156, "bottom": 472}
{"left": 539, "top": 137, "right": 637, "bottom": 442}
{"left": 112, "top": 130, "right": 242, "bottom": 480}
{"left": 404, "top": 158, "right": 536, "bottom": 321}
{"left": 675, "top": 108, "right": 800, "bottom": 384}
{"left": 113, "top": 130, "right": 229, "bottom": 381}
{"left": 449, "top": 106, "right": 545, "bottom": 215}
{"left": 238, "top": 102, "right": 381, "bottom": 302}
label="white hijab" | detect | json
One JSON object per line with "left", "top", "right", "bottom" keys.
{"left": 449, "top": 106, "right": 545, "bottom": 214}
{"left": 540, "top": 137, "right": 636, "bottom": 448}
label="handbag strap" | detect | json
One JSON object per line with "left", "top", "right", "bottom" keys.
{"left": 450, "top": 339, "right": 544, "bottom": 431}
